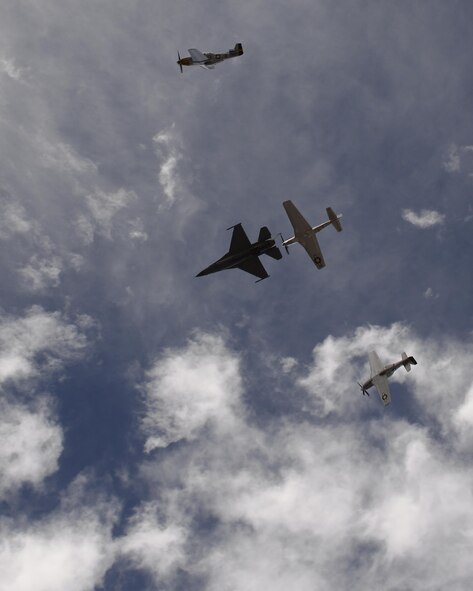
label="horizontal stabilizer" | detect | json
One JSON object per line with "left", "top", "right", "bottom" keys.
{"left": 258, "top": 226, "right": 272, "bottom": 242}
{"left": 402, "top": 352, "right": 417, "bottom": 372}
{"left": 264, "top": 245, "right": 283, "bottom": 260}
{"left": 326, "top": 207, "right": 343, "bottom": 232}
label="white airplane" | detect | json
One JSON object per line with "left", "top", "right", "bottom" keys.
{"left": 359, "top": 351, "right": 417, "bottom": 406}
{"left": 177, "top": 43, "right": 243, "bottom": 72}
{"left": 281, "top": 201, "right": 342, "bottom": 269}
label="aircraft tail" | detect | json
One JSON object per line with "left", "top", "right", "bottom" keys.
{"left": 258, "top": 226, "right": 271, "bottom": 242}
{"left": 233, "top": 43, "right": 244, "bottom": 55}
{"left": 401, "top": 352, "right": 417, "bottom": 372}
{"left": 326, "top": 207, "right": 343, "bottom": 232}
{"left": 265, "top": 245, "right": 283, "bottom": 260}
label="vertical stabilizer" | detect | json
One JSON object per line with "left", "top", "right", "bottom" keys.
{"left": 258, "top": 226, "right": 271, "bottom": 242}
{"left": 401, "top": 352, "right": 417, "bottom": 372}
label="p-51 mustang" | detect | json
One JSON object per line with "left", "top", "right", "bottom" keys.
{"left": 177, "top": 43, "right": 243, "bottom": 72}
{"left": 359, "top": 351, "right": 417, "bottom": 406}
{"left": 281, "top": 201, "right": 342, "bottom": 269}
{"left": 196, "top": 223, "right": 282, "bottom": 282}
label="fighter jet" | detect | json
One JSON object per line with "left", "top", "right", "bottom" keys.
{"left": 196, "top": 223, "right": 282, "bottom": 282}
{"left": 281, "top": 201, "right": 342, "bottom": 269}
{"left": 358, "top": 351, "right": 417, "bottom": 406}
{"left": 177, "top": 43, "right": 243, "bottom": 72}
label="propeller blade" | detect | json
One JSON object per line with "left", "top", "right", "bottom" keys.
{"left": 278, "top": 233, "right": 289, "bottom": 254}
{"left": 177, "top": 51, "right": 183, "bottom": 73}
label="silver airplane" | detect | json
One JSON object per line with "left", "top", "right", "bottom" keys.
{"left": 281, "top": 201, "right": 342, "bottom": 269}
{"left": 359, "top": 351, "right": 417, "bottom": 406}
{"left": 177, "top": 43, "right": 243, "bottom": 72}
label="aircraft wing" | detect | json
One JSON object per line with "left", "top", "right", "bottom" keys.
{"left": 372, "top": 375, "right": 391, "bottom": 406}
{"left": 236, "top": 256, "right": 269, "bottom": 281}
{"left": 283, "top": 200, "right": 312, "bottom": 236}
{"left": 228, "top": 223, "right": 252, "bottom": 254}
{"left": 368, "top": 351, "right": 384, "bottom": 378}
{"left": 299, "top": 234, "right": 326, "bottom": 269}
{"left": 188, "top": 48, "right": 207, "bottom": 63}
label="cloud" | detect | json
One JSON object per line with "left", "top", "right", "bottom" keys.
{"left": 0, "top": 398, "right": 62, "bottom": 498}
{"left": 0, "top": 476, "right": 118, "bottom": 591}
{"left": 141, "top": 332, "right": 243, "bottom": 451}
{"left": 153, "top": 126, "right": 183, "bottom": 205}
{"left": 0, "top": 306, "right": 92, "bottom": 385}
{"left": 443, "top": 143, "right": 461, "bottom": 172}
{"left": 0, "top": 307, "right": 95, "bottom": 498}
{"left": 126, "top": 326, "right": 473, "bottom": 590}
{"left": 0, "top": 56, "right": 24, "bottom": 81}
{"left": 119, "top": 502, "right": 187, "bottom": 580}
{"left": 402, "top": 208, "right": 445, "bottom": 228}
{"left": 76, "top": 188, "right": 137, "bottom": 244}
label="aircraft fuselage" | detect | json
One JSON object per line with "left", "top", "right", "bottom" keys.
{"left": 197, "top": 238, "right": 276, "bottom": 277}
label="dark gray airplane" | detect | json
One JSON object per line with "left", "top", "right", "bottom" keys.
{"left": 196, "top": 223, "right": 282, "bottom": 282}
{"left": 177, "top": 43, "right": 243, "bottom": 72}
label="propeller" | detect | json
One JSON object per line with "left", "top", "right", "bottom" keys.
{"left": 177, "top": 51, "right": 183, "bottom": 73}
{"left": 278, "top": 233, "right": 289, "bottom": 254}
{"left": 358, "top": 382, "right": 369, "bottom": 396}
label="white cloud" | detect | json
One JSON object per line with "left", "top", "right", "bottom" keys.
{"left": 0, "top": 477, "right": 118, "bottom": 591}
{"left": 0, "top": 399, "right": 62, "bottom": 498}
{"left": 119, "top": 502, "right": 186, "bottom": 579}
{"left": 443, "top": 143, "right": 461, "bottom": 172}
{"left": 0, "top": 201, "right": 32, "bottom": 239}
{"left": 0, "top": 307, "right": 94, "bottom": 498}
{"left": 423, "top": 287, "right": 438, "bottom": 299}
{"left": 280, "top": 356, "right": 298, "bottom": 373}
{"left": 402, "top": 208, "right": 445, "bottom": 228}
{"left": 18, "top": 254, "right": 63, "bottom": 292}
{"left": 0, "top": 306, "right": 91, "bottom": 385}
{"left": 153, "top": 126, "right": 183, "bottom": 204}
{"left": 38, "top": 137, "right": 97, "bottom": 175}
{"left": 141, "top": 332, "right": 243, "bottom": 451}
{"left": 0, "top": 57, "right": 24, "bottom": 81}
{"left": 129, "top": 326, "right": 473, "bottom": 590}
{"left": 76, "top": 188, "right": 136, "bottom": 243}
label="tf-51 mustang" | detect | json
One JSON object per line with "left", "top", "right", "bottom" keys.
{"left": 281, "top": 200, "right": 342, "bottom": 269}
{"left": 359, "top": 351, "right": 417, "bottom": 406}
{"left": 177, "top": 43, "right": 243, "bottom": 72}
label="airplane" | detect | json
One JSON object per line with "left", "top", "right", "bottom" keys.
{"left": 177, "top": 43, "right": 244, "bottom": 72}
{"left": 281, "top": 201, "right": 343, "bottom": 269}
{"left": 196, "top": 223, "right": 282, "bottom": 282}
{"left": 358, "top": 351, "right": 417, "bottom": 406}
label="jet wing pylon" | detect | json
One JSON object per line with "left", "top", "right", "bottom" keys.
{"left": 372, "top": 375, "right": 391, "bottom": 406}
{"left": 228, "top": 223, "right": 252, "bottom": 254}
{"left": 188, "top": 48, "right": 208, "bottom": 63}
{"left": 236, "top": 256, "right": 269, "bottom": 281}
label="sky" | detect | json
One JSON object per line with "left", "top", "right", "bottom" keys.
{"left": 1, "top": 0, "right": 473, "bottom": 589}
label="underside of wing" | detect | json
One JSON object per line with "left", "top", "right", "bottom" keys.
{"left": 300, "top": 234, "right": 325, "bottom": 269}
{"left": 236, "top": 256, "right": 269, "bottom": 280}
{"left": 368, "top": 351, "right": 384, "bottom": 378}
{"left": 372, "top": 375, "right": 391, "bottom": 406}
{"left": 283, "top": 200, "right": 312, "bottom": 236}
{"left": 188, "top": 48, "right": 208, "bottom": 63}
{"left": 228, "top": 224, "right": 252, "bottom": 254}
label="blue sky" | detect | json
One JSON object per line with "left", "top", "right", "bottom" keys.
{"left": 1, "top": 1, "right": 473, "bottom": 589}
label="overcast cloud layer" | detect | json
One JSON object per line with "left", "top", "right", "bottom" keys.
{"left": 1, "top": 1, "right": 473, "bottom": 589}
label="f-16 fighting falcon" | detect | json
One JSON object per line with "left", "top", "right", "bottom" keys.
{"left": 281, "top": 200, "right": 342, "bottom": 269}
{"left": 196, "top": 223, "right": 282, "bottom": 282}
{"left": 177, "top": 43, "right": 243, "bottom": 72}
{"left": 358, "top": 351, "right": 417, "bottom": 406}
